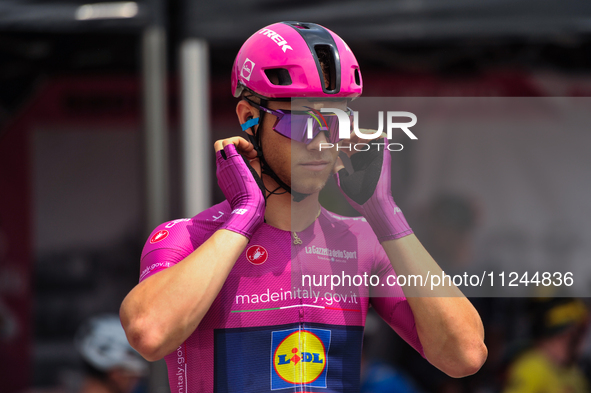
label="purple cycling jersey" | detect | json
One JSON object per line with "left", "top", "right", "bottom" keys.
{"left": 140, "top": 201, "right": 425, "bottom": 393}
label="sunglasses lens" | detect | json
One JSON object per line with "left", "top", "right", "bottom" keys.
{"left": 272, "top": 115, "right": 306, "bottom": 141}
{"left": 270, "top": 109, "right": 353, "bottom": 144}
{"left": 273, "top": 114, "right": 344, "bottom": 143}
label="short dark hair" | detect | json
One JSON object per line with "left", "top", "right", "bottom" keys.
{"left": 316, "top": 46, "right": 334, "bottom": 90}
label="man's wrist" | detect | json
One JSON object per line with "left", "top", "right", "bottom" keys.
{"left": 363, "top": 197, "right": 413, "bottom": 241}
{"left": 219, "top": 207, "right": 264, "bottom": 240}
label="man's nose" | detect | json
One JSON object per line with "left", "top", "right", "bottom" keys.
{"left": 306, "top": 131, "right": 330, "bottom": 151}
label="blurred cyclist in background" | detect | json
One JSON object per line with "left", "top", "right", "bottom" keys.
{"left": 75, "top": 314, "right": 147, "bottom": 393}
{"left": 503, "top": 298, "right": 590, "bottom": 393}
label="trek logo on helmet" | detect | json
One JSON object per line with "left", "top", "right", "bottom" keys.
{"left": 241, "top": 58, "right": 255, "bottom": 81}
{"left": 258, "top": 28, "right": 293, "bottom": 53}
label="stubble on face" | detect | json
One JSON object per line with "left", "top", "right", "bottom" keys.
{"left": 259, "top": 119, "right": 338, "bottom": 196}
{"left": 289, "top": 143, "right": 338, "bottom": 195}
{"left": 255, "top": 99, "right": 346, "bottom": 195}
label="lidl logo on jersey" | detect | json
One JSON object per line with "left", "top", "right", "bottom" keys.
{"left": 271, "top": 328, "right": 331, "bottom": 390}
{"left": 213, "top": 324, "right": 362, "bottom": 392}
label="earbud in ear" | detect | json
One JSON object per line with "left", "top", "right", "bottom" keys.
{"left": 241, "top": 117, "right": 260, "bottom": 131}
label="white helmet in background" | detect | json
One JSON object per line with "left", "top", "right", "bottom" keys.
{"left": 74, "top": 314, "right": 148, "bottom": 375}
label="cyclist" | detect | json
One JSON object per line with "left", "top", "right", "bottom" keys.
{"left": 502, "top": 298, "right": 589, "bottom": 393}
{"left": 120, "top": 21, "right": 487, "bottom": 393}
{"left": 75, "top": 314, "right": 147, "bottom": 393}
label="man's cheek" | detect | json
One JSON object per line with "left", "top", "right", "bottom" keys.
{"left": 326, "top": 151, "right": 339, "bottom": 168}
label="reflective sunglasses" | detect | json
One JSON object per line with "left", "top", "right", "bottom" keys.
{"left": 244, "top": 98, "right": 353, "bottom": 144}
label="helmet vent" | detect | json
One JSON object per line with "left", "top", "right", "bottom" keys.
{"left": 264, "top": 68, "right": 292, "bottom": 86}
{"left": 288, "top": 22, "right": 310, "bottom": 29}
{"left": 314, "top": 45, "right": 336, "bottom": 91}
{"left": 354, "top": 68, "right": 360, "bottom": 86}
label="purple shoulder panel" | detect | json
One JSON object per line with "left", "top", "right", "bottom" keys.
{"left": 139, "top": 201, "right": 232, "bottom": 282}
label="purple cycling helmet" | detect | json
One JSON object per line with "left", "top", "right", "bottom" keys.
{"left": 232, "top": 21, "right": 363, "bottom": 99}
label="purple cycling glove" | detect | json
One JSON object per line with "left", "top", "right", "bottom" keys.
{"left": 216, "top": 143, "right": 266, "bottom": 240}
{"left": 334, "top": 137, "right": 413, "bottom": 242}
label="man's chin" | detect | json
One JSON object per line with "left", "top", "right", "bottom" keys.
{"left": 290, "top": 179, "right": 330, "bottom": 197}
{"left": 287, "top": 165, "right": 335, "bottom": 197}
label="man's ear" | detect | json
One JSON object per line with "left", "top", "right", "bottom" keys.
{"left": 236, "top": 100, "right": 259, "bottom": 136}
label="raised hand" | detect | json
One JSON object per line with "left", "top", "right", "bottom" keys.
{"left": 333, "top": 136, "right": 413, "bottom": 242}
{"left": 215, "top": 137, "right": 266, "bottom": 240}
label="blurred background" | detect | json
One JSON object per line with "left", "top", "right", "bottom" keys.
{"left": 2, "top": 1, "right": 591, "bottom": 392}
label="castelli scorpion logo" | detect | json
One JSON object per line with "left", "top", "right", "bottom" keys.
{"left": 246, "top": 245, "right": 268, "bottom": 265}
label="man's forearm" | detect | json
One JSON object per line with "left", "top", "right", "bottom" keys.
{"left": 120, "top": 229, "right": 248, "bottom": 361}
{"left": 381, "top": 234, "right": 487, "bottom": 377}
